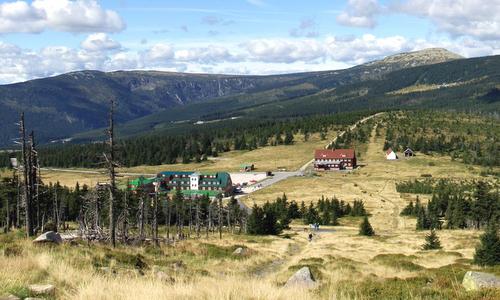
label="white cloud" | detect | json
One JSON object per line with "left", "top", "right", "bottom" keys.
{"left": 144, "top": 43, "right": 175, "bottom": 61}
{"left": 174, "top": 45, "right": 235, "bottom": 64}
{"left": 0, "top": 34, "right": 497, "bottom": 84}
{"left": 0, "top": 0, "right": 125, "bottom": 33}
{"left": 396, "top": 0, "right": 500, "bottom": 40}
{"left": 81, "top": 33, "right": 121, "bottom": 52}
{"left": 243, "top": 39, "right": 327, "bottom": 63}
{"left": 336, "top": 0, "right": 381, "bottom": 28}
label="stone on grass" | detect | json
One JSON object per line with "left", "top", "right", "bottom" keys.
{"left": 462, "top": 271, "right": 500, "bottom": 291}
{"left": 0, "top": 295, "right": 20, "bottom": 300}
{"left": 28, "top": 284, "right": 55, "bottom": 296}
{"left": 232, "top": 247, "right": 246, "bottom": 255}
{"left": 33, "top": 231, "right": 62, "bottom": 244}
{"left": 155, "top": 270, "right": 175, "bottom": 284}
{"left": 284, "top": 266, "right": 317, "bottom": 289}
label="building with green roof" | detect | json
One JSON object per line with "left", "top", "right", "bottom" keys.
{"left": 129, "top": 171, "right": 233, "bottom": 198}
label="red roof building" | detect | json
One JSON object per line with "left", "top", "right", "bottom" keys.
{"left": 314, "top": 149, "right": 357, "bottom": 170}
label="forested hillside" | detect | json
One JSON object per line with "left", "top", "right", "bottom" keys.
{"left": 383, "top": 111, "right": 499, "bottom": 166}
{"left": 0, "top": 48, "right": 471, "bottom": 146}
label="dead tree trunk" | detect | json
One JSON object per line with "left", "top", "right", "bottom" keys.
{"left": 188, "top": 197, "right": 192, "bottom": 238}
{"left": 106, "top": 99, "right": 117, "bottom": 248}
{"left": 29, "top": 131, "right": 40, "bottom": 232}
{"left": 16, "top": 173, "right": 20, "bottom": 229}
{"left": 218, "top": 195, "right": 222, "bottom": 239}
{"left": 20, "top": 113, "right": 33, "bottom": 237}
{"left": 53, "top": 185, "right": 59, "bottom": 232}
{"left": 153, "top": 191, "right": 159, "bottom": 246}
{"left": 166, "top": 195, "right": 171, "bottom": 240}
{"left": 195, "top": 198, "right": 201, "bottom": 238}
{"left": 122, "top": 187, "right": 129, "bottom": 243}
{"left": 139, "top": 195, "right": 145, "bottom": 240}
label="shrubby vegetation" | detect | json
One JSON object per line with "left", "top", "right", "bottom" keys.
{"left": 383, "top": 111, "right": 499, "bottom": 166}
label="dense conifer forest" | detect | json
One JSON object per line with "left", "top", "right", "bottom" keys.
{"left": 0, "top": 111, "right": 372, "bottom": 168}
{"left": 383, "top": 111, "right": 499, "bottom": 166}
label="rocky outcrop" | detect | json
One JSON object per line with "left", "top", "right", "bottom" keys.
{"left": 28, "top": 284, "right": 55, "bottom": 296}
{"left": 232, "top": 247, "right": 247, "bottom": 256}
{"left": 284, "top": 267, "right": 317, "bottom": 289}
{"left": 33, "top": 231, "right": 62, "bottom": 244}
{"left": 462, "top": 271, "right": 500, "bottom": 291}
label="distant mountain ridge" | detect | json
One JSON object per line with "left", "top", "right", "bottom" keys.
{"left": 0, "top": 48, "right": 494, "bottom": 147}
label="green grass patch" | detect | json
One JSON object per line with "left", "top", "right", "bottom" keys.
{"left": 372, "top": 254, "right": 424, "bottom": 272}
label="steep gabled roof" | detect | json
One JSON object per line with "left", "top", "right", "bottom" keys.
{"left": 314, "top": 149, "right": 355, "bottom": 159}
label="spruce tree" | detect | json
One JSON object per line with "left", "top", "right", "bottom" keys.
{"left": 422, "top": 229, "right": 442, "bottom": 250}
{"left": 359, "top": 216, "right": 375, "bottom": 236}
{"left": 473, "top": 225, "right": 500, "bottom": 266}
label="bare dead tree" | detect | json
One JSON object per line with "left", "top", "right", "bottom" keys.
{"left": 166, "top": 194, "right": 172, "bottom": 240}
{"left": 195, "top": 197, "right": 201, "bottom": 238}
{"left": 19, "top": 113, "right": 33, "bottom": 237}
{"left": 29, "top": 131, "right": 40, "bottom": 232}
{"left": 188, "top": 196, "right": 193, "bottom": 238}
{"left": 121, "top": 185, "right": 129, "bottom": 243}
{"left": 138, "top": 194, "right": 145, "bottom": 240}
{"left": 104, "top": 99, "right": 117, "bottom": 248}
{"left": 218, "top": 194, "right": 223, "bottom": 239}
{"left": 53, "top": 185, "right": 59, "bottom": 232}
{"left": 153, "top": 188, "right": 159, "bottom": 247}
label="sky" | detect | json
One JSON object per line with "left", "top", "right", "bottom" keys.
{"left": 0, "top": 0, "right": 498, "bottom": 83}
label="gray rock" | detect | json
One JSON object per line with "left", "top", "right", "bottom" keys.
{"left": 28, "top": 284, "right": 55, "bottom": 296}
{"left": 0, "top": 295, "right": 20, "bottom": 300}
{"left": 155, "top": 271, "right": 175, "bottom": 283}
{"left": 463, "top": 271, "right": 500, "bottom": 291}
{"left": 285, "top": 267, "right": 317, "bottom": 289}
{"left": 33, "top": 231, "right": 62, "bottom": 244}
{"left": 232, "top": 247, "right": 246, "bottom": 255}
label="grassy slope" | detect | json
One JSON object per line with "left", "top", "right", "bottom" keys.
{"left": 1, "top": 116, "right": 500, "bottom": 299}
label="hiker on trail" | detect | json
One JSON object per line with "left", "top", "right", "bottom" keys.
{"left": 308, "top": 233, "right": 313, "bottom": 242}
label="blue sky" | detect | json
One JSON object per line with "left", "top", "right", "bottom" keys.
{"left": 0, "top": 0, "right": 498, "bottom": 83}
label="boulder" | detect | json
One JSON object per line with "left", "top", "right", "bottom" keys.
{"left": 28, "top": 284, "right": 55, "bottom": 296}
{"left": 462, "top": 271, "right": 500, "bottom": 291}
{"left": 0, "top": 295, "right": 20, "bottom": 300}
{"left": 284, "top": 267, "right": 317, "bottom": 289}
{"left": 155, "top": 271, "right": 175, "bottom": 284}
{"left": 33, "top": 231, "right": 62, "bottom": 244}
{"left": 232, "top": 247, "right": 246, "bottom": 255}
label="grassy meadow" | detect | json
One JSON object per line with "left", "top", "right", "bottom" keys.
{"left": 1, "top": 112, "right": 499, "bottom": 299}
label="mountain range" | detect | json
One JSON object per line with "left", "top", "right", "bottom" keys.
{"left": 0, "top": 48, "right": 498, "bottom": 147}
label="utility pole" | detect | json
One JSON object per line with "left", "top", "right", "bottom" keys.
{"left": 20, "top": 113, "right": 33, "bottom": 237}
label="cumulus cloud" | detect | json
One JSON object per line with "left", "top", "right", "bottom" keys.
{"left": 243, "top": 39, "right": 327, "bottom": 63}
{"left": 0, "top": 34, "right": 497, "bottom": 84}
{"left": 396, "top": 0, "right": 500, "bottom": 40}
{"left": 81, "top": 33, "right": 121, "bottom": 52}
{"left": 336, "top": 0, "right": 381, "bottom": 28}
{"left": 174, "top": 45, "right": 235, "bottom": 64}
{"left": 0, "top": 0, "right": 125, "bottom": 33}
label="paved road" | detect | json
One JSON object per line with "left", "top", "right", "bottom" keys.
{"left": 232, "top": 112, "right": 384, "bottom": 211}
